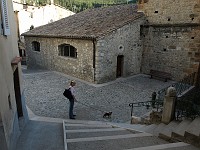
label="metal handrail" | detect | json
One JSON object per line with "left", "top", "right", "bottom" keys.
{"left": 129, "top": 72, "right": 196, "bottom": 118}
{"left": 157, "top": 72, "right": 196, "bottom": 101}
{"left": 129, "top": 100, "right": 163, "bottom": 117}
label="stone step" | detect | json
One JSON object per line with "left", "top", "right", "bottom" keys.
{"left": 141, "top": 124, "right": 158, "bottom": 132}
{"left": 63, "top": 120, "right": 109, "bottom": 125}
{"left": 63, "top": 120, "right": 198, "bottom": 150}
{"left": 67, "top": 132, "right": 152, "bottom": 143}
{"left": 148, "top": 123, "right": 166, "bottom": 136}
{"left": 66, "top": 129, "right": 139, "bottom": 139}
{"left": 67, "top": 135, "right": 168, "bottom": 150}
{"left": 185, "top": 117, "right": 200, "bottom": 137}
{"left": 184, "top": 117, "right": 200, "bottom": 147}
{"left": 143, "top": 124, "right": 158, "bottom": 132}
{"left": 171, "top": 119, "right": 192, "bottom": 141}
{"left": 64, "top": 123, "right": 113, "bottom": 130}
{"left": 124, "top": 142, "right": 199, "bottom": 150}
{"left": 66, "top": 127, "right": 126, "bottom": 133}
{"left": 108, "top": 122, "right": 147, "bottom": 132}
{"left": 159, "top": 121, "right": 180, "bottom": 141}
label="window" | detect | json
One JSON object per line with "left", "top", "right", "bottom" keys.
{"left": 0, "top": 0, "right": 10, "bottom": 35}
{"left": 32, "top": 41, "right": 40, "bottom": 52}
{"left": 58, "top": 44, "right": 77, "bottom": 58}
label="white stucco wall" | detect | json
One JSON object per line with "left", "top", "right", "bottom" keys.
{"left": 12, "top": 1, "right": 75, "bottom": 41}
{"left": 0, "top": 0, "right": 28, "bottom": 149}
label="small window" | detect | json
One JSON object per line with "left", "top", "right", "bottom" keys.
{"left": 32, "top": 41, "right": 40, "bottom": 52}
{"left": 58, "top": 44, "right": 77, "bottom": 58}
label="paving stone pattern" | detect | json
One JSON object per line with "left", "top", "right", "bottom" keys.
{"left": 22, "top": 68, "right": 174, "bottom": 123}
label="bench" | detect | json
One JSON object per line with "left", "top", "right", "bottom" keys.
{"left": 150, "top": 69, "right": 171, "bottom": 82}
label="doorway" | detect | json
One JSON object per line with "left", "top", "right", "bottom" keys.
{"left": 116, "top": 55, "right": 124, "bottom": 78}
{"left": 13, "top": 68, "right": 23, "bottom": 118}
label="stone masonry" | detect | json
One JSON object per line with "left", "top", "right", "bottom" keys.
{"left": 25, "top": 2, "right": 200, "bottom": 84}
{"left": 25, "top": 37, "right": 95, "bottom": 83}
{"left": 95, "top": 19, "right": 144, "bottom": 83}
{"left": 141, "top": 25, "right": 200, "bottom": 80}
{"left": 138, "top": 0, "right": 200, "bottom": 24}
{"left": 25, "top": 17, "right": 144, "bottom": 84}
{"left": 139, "top": 0, "right": 200, "bottom": 81}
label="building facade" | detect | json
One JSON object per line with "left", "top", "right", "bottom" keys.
{"left": 138, "top": 0, "right": 200, "bottom": 81}
{"left": 23, "top": 1, "right": 200, "bottom": 84}
{"left": 23, "top": 4, "right": 145, "bottom": 84}
{"left": 0, "top": 0, "right": 29, "bottom": 149}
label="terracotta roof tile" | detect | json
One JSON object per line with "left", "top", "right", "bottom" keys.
{"left": 22, "top": 4, "right": 144, "bottom": 39}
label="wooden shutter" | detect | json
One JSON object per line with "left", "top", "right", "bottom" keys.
{"left": 1, "top": 0, "right": 10, "bottom": 35}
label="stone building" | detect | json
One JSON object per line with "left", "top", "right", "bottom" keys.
{"left": 23, "top": 1, "right": 200, "bottom": 84}
{"left": 13, "top": 0, "right": 75, "bottom": 42}
{"left": 138, "top": 0, "right": 200, "bottom": 81}
{"left": 0, "top": 0, "right": 29, "bottom": 149}
{"left": 23, "top": 4, "right": 145, "bottom": 84}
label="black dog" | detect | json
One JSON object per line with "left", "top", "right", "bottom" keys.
{"left": 103, "top": 111, "right": 112, "bottom": 118}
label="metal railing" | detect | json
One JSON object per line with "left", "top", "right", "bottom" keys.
{"left": 157, "top": 72, "right": 196, "bottom": 100}
{"left": 129, "top": 100, "right": 163, "bottom": 117}
{"left": 175, "top": 87, "right": 200, "bottom": 120}
{"left": 129, "top": 72, "right": 196, "bottom": 118}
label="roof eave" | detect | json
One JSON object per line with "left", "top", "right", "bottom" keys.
{"left": 22, "top": 34, "right": 97, "bottom": 40}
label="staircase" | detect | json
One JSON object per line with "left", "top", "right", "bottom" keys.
{"left": 63, "top": 119, "right": 199, "bottom": 150}
{"left": 128, "top": 117, "right": 200, "bottom": 148}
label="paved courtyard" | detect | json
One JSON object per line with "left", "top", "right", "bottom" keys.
{"left": 22, "top": 66, "right": 174, "bottom": 123}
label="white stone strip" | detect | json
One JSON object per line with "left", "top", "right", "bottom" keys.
{"left": 66, "top": 128, "right": 125, "bottom": 133}
{"left": 63, "top": 120, "right": 68, "bottom": 150}
{"left": 124, "top": 142, "right": 190, "bottom": 150}
{"left": 65, "top": 124, "right": 111, "bottom": 128}
{"left": 67, "top": 132, "right": 152, "bottom": 143}
{"left": 64, "top": 120, "right": 108, "bottom": 125}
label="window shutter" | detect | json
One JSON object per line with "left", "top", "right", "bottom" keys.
{"left": 1, "top": 0, "right": 10, "bottom": 35}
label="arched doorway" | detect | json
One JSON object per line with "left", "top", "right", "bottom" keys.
{"left": 116, "top": 55, "right": 124, "bottom": 78}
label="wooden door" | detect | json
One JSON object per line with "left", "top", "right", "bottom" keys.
{"left": 116, "top": 55, "right": 124, "bottom": 78}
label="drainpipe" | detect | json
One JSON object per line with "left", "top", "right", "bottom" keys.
{"left": 93, "top": 39, "right": 96, "bottom": 83}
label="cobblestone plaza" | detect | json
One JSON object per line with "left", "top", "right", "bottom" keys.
{"left": 22, "top": 67, "right": 174, "bottom": 123}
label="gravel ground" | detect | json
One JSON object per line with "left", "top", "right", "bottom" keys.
{"left": 22, "top": 67, "right": 174, "bottom": 123}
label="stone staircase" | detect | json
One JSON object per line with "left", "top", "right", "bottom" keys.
{"left": 63, "top": 119, "right": 199, "bottom": 150}
{"left": 128, "top": 117, "right": 200, "bottom": 148}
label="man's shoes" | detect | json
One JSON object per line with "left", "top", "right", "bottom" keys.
{"left": 70, "top": 117, "right": 75, "bottom": 119}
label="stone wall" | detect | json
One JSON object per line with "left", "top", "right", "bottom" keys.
{"left": 138, "top": 0, "right": 200, "bottom": 82}
{"left": 25, "top": 37, "right": 94, "bottom": 83}
{"left": 138, "top": 0, "right": 200, "bottom": 24}
{"left": 141, "top": 25, "right": 200, "bottom": 80}
{"left": 95, "top": 18, "right": 144, "bottom": 83}
{"left": 25, "top": 17, "right": 144, "bottom": 84}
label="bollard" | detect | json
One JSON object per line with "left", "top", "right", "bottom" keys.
{"left": 161, "top": 86, "right": 177, "bottom": 124}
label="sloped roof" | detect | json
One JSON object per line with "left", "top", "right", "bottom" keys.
{"left": 22, "top": 4, "right": 144, "bottom": 39}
